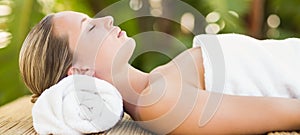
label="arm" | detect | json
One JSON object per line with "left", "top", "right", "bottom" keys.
{"left": 136, "top": 86, "right": 300, "bottom": 134}
{"left": 132, "top": 47, "right": 300, "bottom": 134}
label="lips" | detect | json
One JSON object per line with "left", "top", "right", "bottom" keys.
{"left": 116, "top": 27, "right": 127, "bottom": 38}
{"left": 117, "top": 30, "right": 122, "bottom": 38}
{"left": 114, "top": 27, "right": 121, "bottom": 38}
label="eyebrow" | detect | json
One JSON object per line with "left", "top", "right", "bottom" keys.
{"left": 80, "top": 17, "right": 88, "bottom": 28}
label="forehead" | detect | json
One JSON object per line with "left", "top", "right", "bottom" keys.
{"left": 54, "top": 11, "right": 88, "bottom": 21}
{"left": 52, "top": 11, "right": 90, "bottom": 51}
{"left": 52, "top": 11, "right": 88, "bottom": 36}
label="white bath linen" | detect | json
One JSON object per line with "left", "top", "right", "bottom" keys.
{"left": 193, "top": 33, "right": 300, "bottom": 98}
{"left": 32, "top": 74, "right": 123, "bottom": 134}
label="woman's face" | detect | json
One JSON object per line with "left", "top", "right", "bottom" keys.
{"left": 53, "top": 11, "right": 135, "bottom": 80}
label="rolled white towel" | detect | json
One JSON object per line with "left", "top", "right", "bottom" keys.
{"left": 32, "top": 74, "right": 123, "bottom": 134}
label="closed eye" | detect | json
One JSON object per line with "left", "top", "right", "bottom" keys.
{"left": 88, "top": 24, "right": 96, "bottom": 32}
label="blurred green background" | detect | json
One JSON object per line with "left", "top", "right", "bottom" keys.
{"left": 0, "top": 0, "right": 300, "bottom": 106}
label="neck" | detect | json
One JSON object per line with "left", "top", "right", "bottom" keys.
{"left": 105, "top": 64, "right": 149, "bottom": 117}
{"left": 105, "top": 64, "right": 149, "bottom": 94}
{"left": 127, "top": 65, "right": 149, "bottom": 94}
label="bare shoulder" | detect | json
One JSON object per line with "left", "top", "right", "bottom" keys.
{"left": 149, "top": 47, "right": 205, "bottom": 89}
{"left": 150, "top": 47, "right": 203, "bottom": 74}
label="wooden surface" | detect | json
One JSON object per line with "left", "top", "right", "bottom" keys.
{"left": 0, "top": 96, "right": 36, "bottom": 134}
{"left": 0, "top": 96, "right": 154, "bottom": 135}
{"left": 0, "top": 96, "right": 299, "bottom": 135}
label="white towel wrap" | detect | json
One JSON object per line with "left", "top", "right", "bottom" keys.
{"left": 32, "top": 74, "right": 123, "bottom": 134}
{"left": 193, "top": 34, "right": 300, "bottom": 99}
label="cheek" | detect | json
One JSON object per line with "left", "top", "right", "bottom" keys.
{"left": 95, "top": 39, "right": 120, "bottom": 65}
{"left": 95, "top": 36, "right": 134, "bottom": 67}
{"left": 101, "top": 36, "right": 122, "bottom": 55}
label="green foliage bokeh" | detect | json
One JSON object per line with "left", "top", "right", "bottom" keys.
{"left": 0, "top": 0, "right": 300, "bottom": 106}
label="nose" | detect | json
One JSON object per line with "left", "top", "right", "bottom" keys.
{"left": 102, "top": 16, "right": 114, "bottom": 30}
{"left": 92, "top": 16, "right": 114, "bottom": 30}
{"left": 106, "top": 16, "right": 114, "bottom": 25}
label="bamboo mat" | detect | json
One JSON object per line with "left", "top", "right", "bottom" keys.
{"left": 0, "top": 96, "right": 298, "bottom": 135}
{"left": 0, "top": 96, "right": 154, "bottom": 135}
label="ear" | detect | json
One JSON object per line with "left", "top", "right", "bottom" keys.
{"left": 67, "top": 66, "right": 78, "bottom": 76}
{"left": 67, "top": 66, "right": 95, "bottom": 76}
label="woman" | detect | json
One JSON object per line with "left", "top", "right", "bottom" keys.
{"left": 19, "top": 11, "right": 300, "bottom": 134}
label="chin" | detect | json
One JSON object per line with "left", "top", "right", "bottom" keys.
{"left": 125, "top": 38, "right": 136, "bottom": 50}
{"left": 124, "top": 38, "right": 136, "bottom": 59}
{"left": 111, "top": 38, "right": 136, "bottom": 67}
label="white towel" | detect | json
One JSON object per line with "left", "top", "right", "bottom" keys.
{"left": 193, "top": 33, "right": 300, "bottom": 98}
{"left": 32, "top": 74, "right": 123, "bottom": 134}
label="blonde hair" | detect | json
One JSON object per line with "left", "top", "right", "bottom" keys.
{"left": 19, "top": 14, "right": 73, "bottom": 103}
